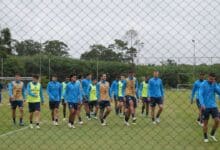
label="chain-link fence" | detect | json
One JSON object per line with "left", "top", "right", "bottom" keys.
{"left": 0, "top": 0, "right": 220, "bottom": 149}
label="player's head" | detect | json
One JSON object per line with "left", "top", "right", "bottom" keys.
{"left": 92, "top": 77, "right": 97, "bottom": 84}
{"left": 65, "top": 77, "right": 70, "bottom": 82}
{"left": 128, "top": 70, "right": 135, "bottom": 77}
{"left": 153, "top": 70, "right": 159, "bottom": 78}
{"left": 208, "top": 73, "right": 216, "bottom": 83}
{"left": 86, "top": 73, "right": 92, "bottom": 80}
{"left": 102, "top": 74, "right": 107, "bottom": 81}
{"left": 51, "top": 74, "right": 57, "bottom": 81}
{"left": 145, "top": 75, "right": 149, "bottom": 81}
{"left": 15, "top": 73, "right": 21, "bottom": 81}
{"left": 32, "top": 74, "right": 39, "bottom": 83}
{"left": 120, "top": 75, "right": 125, "bottom": 80}
{"left": 70, "top": 74, "right": 77, "bottom": 82}
{"left": 199, "top": 72, "right": 205, "bottom": 80}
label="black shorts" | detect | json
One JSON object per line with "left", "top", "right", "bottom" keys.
{"left": 142, "top": 97, "right": 150, "bottom": 103}
{"left": 28, "top": 102, "right": 41, "bottom": 112}
{"left": 49, "top": 101, "right": 60, "bottom": 110}
{"left": 11, "top": 100, "right": 23, "bottom": 109}
{"left": 99, "top": 101, "right": 111, "bottom": 110}
{"left": 83, "top": 96, "right": 89, "bottom": 103}
{"left": 196, "top": 99, "right": 201, "bottom": 108}
{"left": 202, "top": 107, "right": 219, "bottom": 120}
{"left": 125, "top": 96, "right": 137, "bottom": 108}
{"left": 68, "top": 102, "right": 78, "bottom": 110}
{"left": 61, "top": 99, "right": 67, "bottom": 105}
{"left": 114, "top": 95, "right": 118, "bottom": 101}
{"left": 119, "top": 97, "right": 125, "bottom": 102}
{"left": 89, "top": 101, "right": 98, "bottom": 108}
{"left": 150, "top": 97, "right": 163, "bottom": 107}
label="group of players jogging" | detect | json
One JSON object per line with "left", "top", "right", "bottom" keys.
{"left": 4, "top": 70, "right": 220, "bottom": 142}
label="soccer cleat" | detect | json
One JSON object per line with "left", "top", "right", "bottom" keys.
{"left": 152, "top": 121, "right": 157, "bottom": 125}
{"left": 93, "top": 116, "right": 98, "bottom": 120}
{"left": 101, "top": 123, "right": 107, "bottom": 126}
{"left": 53, "top": 121, "right": 56, "bottom": 125}
{"left": 204, "top": 138, "right": 209, "bottom": 143}
{"left": 19, "top": 122, "right": 25, "bottom": 126}
{"left": 87, "top": 116, "right": 91, "bottom": 121}
{"left": 199, "top": 122, "right": 204, "bottom": 127}
{"left": 36, "top": 125, "right": 40, "bottom": 129}
{"left": 29, "top": 124, "right": 34, "bottom": 129}
{"left": 156, "top": 118, "right": 160, "bottom": 123}
{"left": 132, "top": 117, "right": 137, "bottom": 125}
{"left": 72, "top": 125, "right": 76, "bottom": 129}
{"left": 78, "top": 121, "right": 84, "bottom": 125}
{"left": 63, "top": 118, "right": 66, "bottom": 121}
{"left": 210, "top": 135, "right": 218, "bottom": 142}
{"left": 55, "top": 122, "right": 59, "bottom": 126}
{"left": 124, "top": 121, "right": 130, "bottom": 126}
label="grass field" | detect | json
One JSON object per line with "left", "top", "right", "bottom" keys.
{"left": 0, "top": 89, "right": 219, "bottom": 150}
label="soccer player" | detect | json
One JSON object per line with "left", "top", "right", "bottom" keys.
{"left": 97, "top": 74, "right": 112, "bottom": 126}
{"left": 191, "top": 73, "right": 205, "bottom": 126}
{"left": 65, "top": 74, "right": 82, "bottom": 129}
{"left": 110, "top": 76, "right": 119, "bottom": 115}
{"left": 26, "top": 74, "right": 44, "bottom": 129}
{"left": 123, "top": 71, "right": 139, "bottom": 126}
{"left": 8, "top": 73, "right": 26, "bottom": 126}
{"left": 81, "top": 73, "right": 92, "bottom": 120}
{"left": 148, "top": 70, "right": 164, "bottom": 124}
{"left": 47, "top": 75, "right": 62, "bottom": 126}
{"left": 61, "top": 77, "right": 69, "bottom": 121}
{"left": 199, "top": 73, "right": 220, "bottom": 142}
{"left": 118, "top": 75, "right": 126, "bottom": 117}
{"left": 139, "top": 75, "right": 150, "bottom": 117}
{"left": 88, "top": 77, "right": 99, "bottom": 119}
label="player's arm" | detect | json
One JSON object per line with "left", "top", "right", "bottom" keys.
{"left": 198, "top": 84, "right": 205, "bottom": 109}
{"left": 97, "top": 83, "right": 100, "bottom": 101}
{"left": 40, "top": 85, "right": 44, "bottom": 104}
{"left": 135, "top": 80, "right": 139, "bottom": 99}
{"left": 64, "top": 84, "right": 69, "bottom": 103}
{"left": 58, "top": 83, "right": 62, "bottom": 101}
{"left": 78, "top": 84, "right": 83, "bottom": 103}
{"left": 148, "top": 79, "right": 152, "bottom": 98}
{"left": 139, "top": 82, "right": 143, "bottom": 98}
{"left": 8, "top": 82, "right": 13, "bottom": 98}
{"left": 46, "top": 82, "right": 54, "bottom": 100}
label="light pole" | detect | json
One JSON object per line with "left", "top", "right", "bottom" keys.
{"left": 192, "top": 39, "right": 196, "bottom": 79}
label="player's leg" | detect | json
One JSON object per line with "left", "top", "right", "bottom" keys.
{"left": 71, "top": 104, "right": 78, "bottom": 128}
{"left": 196, "top": 99, "right": 203, "bottom": 126}
{"left": 209, "top": 108, "right": 219, "bottom": 141}
{"left": 156, "top": 99, "right": 163, "bottom": 123}
{"left": 11, "top": 101, "right": 17, "bottom": 124}
{"left": 124, "top": 96, "right": 130, "bottom": 126}
{"left": 150, "top": 98, "right": 156, "bottom": 124}
{"left": 99, "top": 101, "right": 105, "bottom": 125}
{"left": 129, "top": 99, "right": 136, "bottom": 124}
{"left": 94, "top": 101, "right": 99, "bottom": 119}
{"left": 141, "top": 98, "right": 145, "bottom": 116}
{"left": 34, "top": 102, "right": 41, "bottom": 128}
{"left": 28, "top": 103, "right": 34, "bottom": 128}
{"left": 54, "top": 101, "right": 60, "bottom": 125}
{"left": 77, "top": 103, "right": 83, "bottom": 124}
{"left": 18, "top": 101, "right": 24, "bottom": 126}
{"left": 146, "top": 99, "right": 150, "bottom": 116}
{"left": 83, "top": 97, "right": 91, "bottom": 120}
{"left": 49, "top": 102, "right": 55, "bottom": 124}
{"left": 114, "top": 96, "right": 119, "bottom": 115}
{"left": 202, "top": 108, "right": 209, "bottom": 142}
{"left": 62, "top": 99, "right": 67, "bottom": 120}
{"left": 68, "top": 103, "right": 75, "bottom": 128}
{"left": 103, "top": 101, "right": 111, "bottom": 123}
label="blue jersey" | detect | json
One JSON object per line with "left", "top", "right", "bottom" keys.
{"left": 148, "top": 77, "right": 164, "bottom": 98}
{"left": 47, "top": 81, "right": 62, "bottom": 101}
{"left": 64, "top": 81, "right": 82, "bottom": 103}
{"left": 191, "top": 79, "right": 204, "bottom": 100}
{"left": 81, "top": 79, "right": 92, "bottom": 96}
{"left": 110, "top": 80, "right": 118, "bottom": 97}
{"left": 199, "top": 80, "right": 220, "bottom": 108}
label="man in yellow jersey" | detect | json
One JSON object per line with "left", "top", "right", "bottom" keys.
{"left": 9, "top": 73, "right": 26, "bottom": 126}
{"left": 61, "top": 77, "right": 69, "bottom": 121}
{"left": 139, "top": 76, "right": 150, "bottom": 117}
{"left": 123, "top": 71, "right": 139, "bottom": 126}
{"left": 88, "top": 78, "right": 99, "bottom": 119}
{"left": 26, "top": 74, "right": 44, "bottom": 129}
{"left": 97, "top": 74, "right": 112, "bottom": 126}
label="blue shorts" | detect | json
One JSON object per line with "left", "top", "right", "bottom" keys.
{"left": 68, "top": 102, "right": 78, "bottom": 110}
{"left": 150, "top": 97, "right": 163, "bottom": 107}
{"left": 119, "top": 97, "right": 125, "bottom": 102}
{"left": 28, "top": 102, "right": 40, "bottom": 112}
{"left": 125, "top": 96, "right": 137, "bottom": 108}
{"left": 196, "top": 99, "right": 201, "bottom": 108}
{"left": 202, "top": 107, "right": 219, "bottom": 120}
{"left": 49, "top": 101, "right": 60, "bottom": 110}
{"left": 11, "top": 100, "right": 23, "bottom": 109}
{"left": 114, "top": 95, "right": 118, "bottom": 101}
{"left": 99, "top": 100, "right": 111, "bottom": 110}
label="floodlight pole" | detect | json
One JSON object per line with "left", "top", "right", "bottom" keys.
{"left": 192, "top": 39, "right": 196, "bottom": 80}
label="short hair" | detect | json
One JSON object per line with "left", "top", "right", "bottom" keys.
{"left": 52, "top": 74, "right": 57, "bottom": 77}
{"left": 92, "top": 77, "right": 97, "bottom": 81}
{"left": 199, "top": 72, "right": 205, "bottom": 76}
{"left": 209, "top": 73, "right": 216, "bottom": 78}
{"left": 32, "top": 74, "right": 39, "bottom": 79}
{"left": 70, "top": 74, "right": 77, "bottom": 79}
{"left": 15, "top": 73, "right": 20, "bottom": 76}
{"left": 86, "top": 73, "right": 92, "bottom": 77}
{"left": 154, "top": 70, "right": 159, "bottom": 73}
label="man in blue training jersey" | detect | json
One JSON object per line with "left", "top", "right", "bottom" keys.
{"left": 65, "top": 74, "right": 82, "bottom": 129}
{"left": 26, "top": 74, "right": 44, "bottom": 129}
{"left": 61, "top": 77, "right": 69, "bottom": 121}
{"left": 9, "top": 73, "right": 26, "bottom": 126}
{"left": 123, "top": 71, "right": 139, "bottom": 126}
{"left": 139, "top": 75, "right": 150, "bottom": 117}
{"left": 191, "top": 73, "right": 205, "bottom": 126}
{"left": 110, "top": 76, "right": 119, "bottom": 115}
{"left": 81, "top": 73, "right": 92, "bottom": 120}
{"left": 148, "top": 70, "right": 164, "bottom": 124}
{"left": 199, "top": 73, "right": 220, "bottom": 143}
{"left": 47, "top": 75, "right": 62, "bottom": 126}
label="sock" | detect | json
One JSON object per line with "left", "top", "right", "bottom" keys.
{"left": 156, "top": 113, "right": 160, "bottom": 118}
{"left": 211, "top": 129, "right": 216, "bottom": 136}
{"left": 141, "top": 106, "right": 145, "bottom": 114}
{"left": 86, "top": 113, "right": 91, "bottom": 118}
{"left": 131, "top": 113, "right": 135, "bottom": 118}
{"left": 152, "top": 118, "right": 155, "bottom": 121}
{"left": 204, "top": 133, "right": 208, "bottom": 139}
{"left": 197, "top": 117, "right": 200, "bottom": 122}
{"left": 30, "top": 120, "right": 33, "bottom": 124}
{"left": 55, "top": 119, "right": 58, "bottom": 122}
{"left": 146, "top": 111, "right": 148, "bottom": 116}
{"left": 36, "top": 123, "right": 39, "bottom": 126}
{"left": 13, "top": 118, "right": 16, "bottom": 124}
{"left": 78, "top": 117, "right": 82, "bottom": 122}
{"left": 100, "top": 119, "right": 104, "bottom": 123}
{"left": 19, "top": 118, "right": 23, "bottom": 123}
{"left": 94, "top": 113, "right": 97, "bottom": 116}
{"left": 125, "top": 116, "right": 129, "bottom": 122}
{"left": 52, "top": 117, "right": 54, "bottom": 121}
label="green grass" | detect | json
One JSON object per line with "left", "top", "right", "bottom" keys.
{"left": 0, "top": 89, "right": 219, "bottom": 150}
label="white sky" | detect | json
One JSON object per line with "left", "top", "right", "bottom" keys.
{"left": 0, "top": 0, "right": 220, "bottom": 64}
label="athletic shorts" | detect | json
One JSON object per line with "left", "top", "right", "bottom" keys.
{"left": 68, "top": 102, "right": 78, "bottom": 110}
{"left": 196, "top": 99, "right": 201, "bottom": 108}
{"left": 99, "top": 100, "right": 111, "bottom": 110}
{"left": 142, "top": 97, "right": 150, "bottom": 103}
{"left": 83, "top": 96, "right": 89, "bottom": 103}
{"left": 125, "top": 96, "right": 137, "bottom": 108}
{"left": 119, "top": 97, "right": 125, "bottom": 102}
{"left": 28, "top": 102, "right": 40, "bottom": 112}
{"left": 150, "top": 97, "right": 163, "bottom": 107}
{"left": 114, "top": 95, "right": 118, "bottom": 101}
{"left": 49, "top": 101, "right": 60, "bottom": 110}
{"left": 202, "top": 107, "right": 219, "bottom": 120}
{"left": 61, "top": 99, "right": 67, "bottom": 105}
{"left": 89, "top": 101, "right": 98, "bottom": 107}
{"left": 11, "top": 100, "right": 23, "bottom": 109}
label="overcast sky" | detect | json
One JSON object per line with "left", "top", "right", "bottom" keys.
{"left": 0, "top": 0, "right": 220, "bottom": 65}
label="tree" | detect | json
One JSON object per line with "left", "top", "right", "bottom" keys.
{"left": 15, "top": 40, "right": 42, "bottom": 56}
{"left": 43, "top": 40, "right": 69, "bottom": 57}
{"left": 161, "top": 59, "right": 177, "bottom": 66}
{"left": 0, "top": 28, "right": 13, "bottom": 54}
